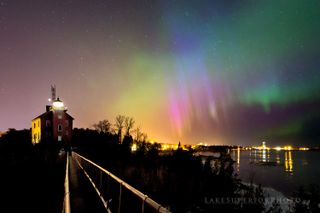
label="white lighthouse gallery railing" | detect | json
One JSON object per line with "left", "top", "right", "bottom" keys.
{"left": 72, "top": 152, "right": 171, "bottom": 213}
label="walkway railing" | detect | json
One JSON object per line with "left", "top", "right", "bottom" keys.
{"left": 72, "top": 152, "right": 171, "bottom": 213}
{"left": 62, "top": 153, "right": 71, "bottom": 213}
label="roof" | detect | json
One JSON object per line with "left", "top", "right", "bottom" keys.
{"left": 64, "top": 112, "right": 74, "bottom": 120}
{"left": 32, "top": 110, "right": 74, "bottom": 121}
{"left": 32, "top": 111, "right": 52, "bottom": 121}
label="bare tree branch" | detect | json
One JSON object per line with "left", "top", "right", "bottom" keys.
{"left": 133, "top": 126, "right": 143, "bottom": 142}
{"left": 93, "top": 119, "right": 111, "bottom": 134}
{"left": 124, "top": 117, "right": 135, "bottom": 136}
{"left": 115, "top": 115, "right": 126, "bottom": 143}
{"left": 142, "top": 133, "right": 148, "bottom": 142}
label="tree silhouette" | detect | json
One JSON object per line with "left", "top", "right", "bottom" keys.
{"left": 133, "top": 126, "right": 143, "bottom": 142}
{"left": 141, "top": 133, "right": 148, "bottom": 142}
{"left": 124, "top": 117, "right": 135, "bottom": 136}
{"left": 114, "top": 115, "right": 125, "bottom": 143}
{"left": 93, "top": 119, "right": 111, "bottom": 134}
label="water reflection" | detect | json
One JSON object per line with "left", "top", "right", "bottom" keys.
{"left": 245, "top": 149, "right": 294, "bottom": 174}
{"left": 249, "top": 149, "right": 270, "bottom": 163}
{"left": 236, "top": 147, "right": 240, "bottom": 172}
{"left": 284, "top": 151, "right": 293, "bottom": 173}
{"left": 261, "top": 149, "right": 268, "bottom": 162}
{"left": 276, "top": 152, "right": 281, "bottom": 164}
{"left": 234, "top": 149, "right": 318, "bottom": 196}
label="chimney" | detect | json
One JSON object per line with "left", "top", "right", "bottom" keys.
{"left": 46, "top": 105, "right": 51, "bottom": 112}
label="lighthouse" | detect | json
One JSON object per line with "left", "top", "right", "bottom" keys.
{"left": 31, "top": 86, "right": 74, "bottom": 145}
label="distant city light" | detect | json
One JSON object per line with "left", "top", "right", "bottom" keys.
{"left": 253, "top": 141, "right": 270, "bottom": 150}
{"left": 283, "top": 146, "right": 292, "bottom": 151}
{"left": 161, "top": 143, "right": 179, "bottom": 151}
{"left": 131, "top": 143, "right": 137, "bottom": 152}
{"left": 274, "top": 147, "right": 282, "bottom": 151}
{"left": 299, "top": 147, "right": 309, "bottom": 151}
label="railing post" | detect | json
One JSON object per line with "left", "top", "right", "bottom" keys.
{"left": 118, "top": 182, "right": 122, "bottom": 213}
{"left": 141, "top": 196, "right": 145, "bottom": 213}
{"left": 99, "top": 170, "right": 103, "bottom": 191}
{"left": 107, "top": 175, "right": 110, "bottom": 192}
{"left": 141, "top": 200, "right": 144, "bottom": 213}
{"left": 106, "top": 174, "right": 110, "bottom": 201}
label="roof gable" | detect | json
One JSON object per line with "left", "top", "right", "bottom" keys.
{"left": 32, "top": 111, "right": 53, "bottom": 121}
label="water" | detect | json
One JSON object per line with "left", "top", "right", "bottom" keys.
{"left": 232, "top": 149, "right": 320, "bottom": 196}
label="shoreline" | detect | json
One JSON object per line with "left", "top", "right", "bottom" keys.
{"left": 242, "top": 181, "right": 293, "bottom": 211}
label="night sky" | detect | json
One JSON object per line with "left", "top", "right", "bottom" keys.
{"left": 1, "top": 0, "right": 320, "bottom": 146}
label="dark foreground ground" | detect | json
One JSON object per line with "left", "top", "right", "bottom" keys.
{"left": 0, "top": 150, "right": 65, "bottom": 213}
{"left": 0, "top": 149, "right": 108, "bottom": 213}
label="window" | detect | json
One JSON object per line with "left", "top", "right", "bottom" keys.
{"left": 58, "top": 124, "right": 62, "bottom": 132}
{"left": 58, "top": 114, "right": 62, "bottom": 119}
{"left": 33, "top": 123, "right": 36, "bottom": 128}
{"left": 38, "top": 120, "right": 40, "bottom": 127}
{"left": 46, "top": 120, "right": 51, "bottom": 127}
{"left": 58, "top": 136, "right": 62, "bottom": 142}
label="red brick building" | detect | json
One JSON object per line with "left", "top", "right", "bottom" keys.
{"left": 32, "top": 97, "right": 74, "bottom": 145}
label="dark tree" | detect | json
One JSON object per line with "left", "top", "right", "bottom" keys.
{"left": 93, "top": 119, "right": 111, "bottom": 134}
{"left": 124, "top": 117, "right": 135, "bottom": 136}
{"left": 114, "top": 115, "right": 125, "bottom": 143}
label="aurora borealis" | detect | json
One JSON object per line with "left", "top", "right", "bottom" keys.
{"left": 1, "top": 0, "right": 320, "bottom": 145}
